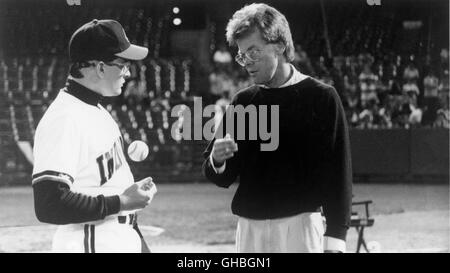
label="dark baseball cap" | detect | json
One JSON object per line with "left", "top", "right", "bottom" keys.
{"left": 69, "top": 19, "right": 148, "bottom": 62}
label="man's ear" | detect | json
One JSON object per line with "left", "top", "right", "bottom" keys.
{"left": 274, "top": 42, "right": 286, "bottom": 56}
{"left": 96, "top": 62, "right": 105, "bottom": 78}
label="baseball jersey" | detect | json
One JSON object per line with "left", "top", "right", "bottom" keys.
{"left": 32, "top": 79, "right": 135, "bottom": 220}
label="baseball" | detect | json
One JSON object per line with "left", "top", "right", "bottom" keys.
{"left": 127, "top": 140, "right": 149, "bottom": 162}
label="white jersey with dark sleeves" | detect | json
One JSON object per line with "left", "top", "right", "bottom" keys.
{"left": 32, "top": 90, "right": 135, "bottom": 215}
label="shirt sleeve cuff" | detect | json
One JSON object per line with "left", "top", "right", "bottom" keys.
{"left": 324, "top": 236, "right": 346, "bottom": 253}
{"left": 209, "top": 154, "right": 226, "bottom": 174}
{"left": 105, "top": 195, "right": 121, "bottom": 215}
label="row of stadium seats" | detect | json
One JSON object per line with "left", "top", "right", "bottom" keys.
{"left": 0, "top": 102, "right": 207, "bottom": 183}
{"left": 0, "top": 104, "right": 45, "bottom": 142}
{"left": 209, "top": 3, "right": 392, "bottom": 57}
{"left": 325, "top": 4, "right": 398, "bottom": 57}
{"left": 0, "top": 53, "right": 197, "bottom": 180}
{"left": 0, "top": 57, "right": 193, "bottom": 95}
{"left": 1, "top": 4, "right": 171, "bottom": 58}
{"left": 209, "top": 0, "right": 441, "bottom": 61}
{"left": 0, "top": 96, "right": 189, "bottom": 145}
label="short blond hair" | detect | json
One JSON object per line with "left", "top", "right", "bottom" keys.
{"left": 225, "top": 3, "right": 295, "bottom": 62}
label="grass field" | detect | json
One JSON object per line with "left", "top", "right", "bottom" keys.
{"left": 0, "top": 183, "right": 448, "bottom": 253}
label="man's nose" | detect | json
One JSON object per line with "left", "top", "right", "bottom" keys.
{"left": 244, "top": 60, "right": 255, "bottom": 68}
{"left": 123, "top": 69, "right": 131, "bottom": 79}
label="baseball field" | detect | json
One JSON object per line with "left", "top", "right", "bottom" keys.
{"left": 0, "top": 182, "right": 448, "bottom": 253}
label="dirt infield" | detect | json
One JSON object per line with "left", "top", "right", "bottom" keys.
{"left": 0, "top": 183, "right": 448, "bottom": 253}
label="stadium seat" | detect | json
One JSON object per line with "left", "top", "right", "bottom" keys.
{"left": 30, "top": 105, "right": 45, "bottom": 125}
{"left": 0, "top": 119, "right": 12, "bottom": 133}
{"left": 0, "top": 146, "right": 18, "bottom": 174}
{"left": 14, "top": 121, "right": 32, "bottom": 141}
{"left": 11, "top": 91, "right": 28, "bottom": 106}
{"left": 12, "top": 105, "right": 28, "bottom": 122}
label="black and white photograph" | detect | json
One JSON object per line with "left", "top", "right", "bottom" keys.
{"left": 0, "top": 0, "right": 448, "bottom": 256}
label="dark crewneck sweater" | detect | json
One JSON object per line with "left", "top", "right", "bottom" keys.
{"left": 203, "top": 77, "right": 353, "bottom": 240}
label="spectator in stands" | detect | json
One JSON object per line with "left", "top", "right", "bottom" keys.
{"left": 402, "top": 62, "right": 420, "bottom": 94}
{"left": 388, "top": 79, "right": 403, "bottom": 97}
{"left": 209, "top": 69, "right": 235, "bottom": 98}
{"left": 359, "top": 64, "right": 379, "bottom": 108}
{"left": 440, "top": 69, "right": 449, "bottom": 91}
{"left": 342, "top": 64, "right": 360, "bottom": 127}
{"left": 434, "top": 83, "right": 450, "bottom": 128}
{"left": 435, "top": 108, "right": 450, "bottom": 128}
{"left": 315, "top": 55, "right": 329, "bottom": 78}
{"left": 402, "top": 80, "right": 420, "bottom": 97}
{"left": 343, "top": 75, "right": 359, "bottom": 112}
{"left": 403, "top": 59, "right": 419, "bottom": 80}
{"left": 209, "top": 69, "right": 222, "bottom": 97}
{"left": 439, "top": 48, "right": 449, "bottom": 77}
{"left": 405, "top": 90, "right": 423, "bottom": 127}
{"left": 390, "top": 94, "right": 411, "bottom": 128}
{"left": 213, "top": 43, "right": 233, "bottom": 73}
{"left": 213, "top": 44, "right": 233, "bottom": 64}
{"left": 371, "top": 101, "right": 385, "bottom": 129}
{"left": 374, "top": 61, "right": 390, "bottom": 104}
{"left": 357, "top": 108, "right": 373, "bottom": 129}
{"left": 356, "top": 98, "right": 385, "bottom": 129}
{"left": 358, "top": 53, "right": 374, "bottom": 67}
{"left": 330, "top": 56, "right": 345, "bottom": 99}
{"left": 378, "top": 95, "right": 395, "bottom": 128}
{"left": 383, "top": 61, "right": 400, "bottom": 94}
{"left": 423, "top": 70, "right": 440, "bottom": 98}
{"left": 421, "top": 70, "right": 441, "bottom": 127}
{"left": 389, "top": 90, "right": 422, "bottom": 128}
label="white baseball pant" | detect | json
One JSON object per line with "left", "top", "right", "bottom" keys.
{"left": 52, "top": 215, "right": 142, "bottom": 253}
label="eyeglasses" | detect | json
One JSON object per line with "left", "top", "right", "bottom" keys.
{"left": 104, "top": 62, "right": 130, "bottom": 75}
{"left": 78, "top": 61, "right": 130, "bottom": 76}
{"left": 235, "top": 48, "right": 263, "bottom": 66}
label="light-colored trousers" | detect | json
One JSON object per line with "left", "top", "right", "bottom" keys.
{"left": 52, "top": 218, "right": 142, "bottom": 253}
{"left": 236, "top": 212, "right": 325, "bottom": 253}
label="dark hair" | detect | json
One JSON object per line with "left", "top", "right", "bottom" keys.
{"left": 69, "top": 56, "right": 117, "bottom": 78}
{"left": 69, "top": 62, "right": 87, "bottom": 79}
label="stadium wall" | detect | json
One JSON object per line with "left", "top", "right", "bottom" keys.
{"left": 351, "top": 128, "right": 449, "bottom": 182}
{"left": 0, "top": 129, "right": 448, "bottom": 186}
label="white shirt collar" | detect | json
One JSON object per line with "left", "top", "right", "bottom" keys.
{"left": 259, "top": 64, "right": 309, "bottom": 89}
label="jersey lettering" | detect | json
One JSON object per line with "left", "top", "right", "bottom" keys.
{"left": 96, "top": 156, "right": 107, "bottom": 185}
{"left": 96, "top": 136, "right": 126, "bottom": 185}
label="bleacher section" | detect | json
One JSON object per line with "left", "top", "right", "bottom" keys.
{"left": 0, "top": 1, "right": 197, "bottom": 176}
{"left": 0, "top": 0, "right": 448, "bottom": 184}
{"left": 0, "top": 55, "right": 204, "bottom": 184}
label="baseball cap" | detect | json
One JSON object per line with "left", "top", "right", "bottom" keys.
{"left": 69, "top": 19, "right": 148, "bottom": 62}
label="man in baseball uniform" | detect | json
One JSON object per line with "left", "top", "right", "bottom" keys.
{"left": 203, "top": 4, "right": 352, "bottom": 253}
{"left": 32, "top": 19, "right": 156, "bottom": 253}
